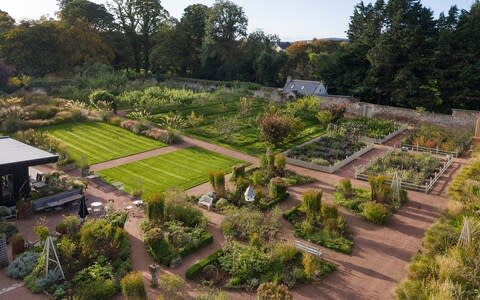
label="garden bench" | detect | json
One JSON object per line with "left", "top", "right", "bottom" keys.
{"left": 198, "top": 192, "right": 216, "bottom": 210}
{"left": 32, "top": 189, "right": 84, "bottom": 212}
{"left": 198, "top": 195, "right": 213, "bottom": 210}
{"left": 295, "top": 240, "right": 322, "bottom": 257}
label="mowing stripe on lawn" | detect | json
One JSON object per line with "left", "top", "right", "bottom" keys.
{"left": 42, "top": 122, "right": 165, "bottom": 164}
{"left": 98, "top": 147, "right": 244, "bottom": 197}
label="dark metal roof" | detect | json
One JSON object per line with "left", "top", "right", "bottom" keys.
{"left": 282, "top": 79, "right": 328, "bottom": 96}
{"left": 0, "top": 137, "right": 58, "bottom": 169}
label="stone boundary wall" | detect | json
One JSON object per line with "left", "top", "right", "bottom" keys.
{"left": 317, "top": 96, "right": 480, "bottom": 130}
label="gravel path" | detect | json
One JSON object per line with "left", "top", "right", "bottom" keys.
{"left": 7, "top": 132, "right": 467, "bottom": 300}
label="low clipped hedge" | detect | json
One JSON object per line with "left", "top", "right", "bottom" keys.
{"left": 185, "top": 250, "right": 223, "bottom": 280}
{"left": 147, "top": 231, "right": 213, "bottom": 266}
{"left": 257, "top": 193, "right": 289, "bottom": 211}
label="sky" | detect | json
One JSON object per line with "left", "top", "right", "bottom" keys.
{"left": 0, "top": 0, "right": 475, "bottom": 41}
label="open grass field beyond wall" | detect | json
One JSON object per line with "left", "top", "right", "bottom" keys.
{"left": 98, "top": 147, "right": 244, "bottom": 197}
{"left": 42, "top": 122, "right": 166, "bottom": 165}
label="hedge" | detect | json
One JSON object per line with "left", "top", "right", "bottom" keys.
{"left": 148, "top": 231, "right": 213, "bottom": 266}
{"left": 185, "top": 250, "right": 223, "bottom": 280}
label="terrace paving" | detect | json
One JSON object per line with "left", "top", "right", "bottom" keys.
{"left": 6, "top": 133, "right": 467, "bottom": 300}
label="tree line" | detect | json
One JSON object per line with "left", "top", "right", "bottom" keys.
{"left": 0, "top": 0, "right": 479, "bottom": 112}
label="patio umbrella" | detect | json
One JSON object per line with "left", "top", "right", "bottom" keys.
{"left": 78, "top": 196, "right": 89, "bottom": 220}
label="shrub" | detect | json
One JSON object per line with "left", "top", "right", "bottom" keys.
{"left": 0, "top": 221, "right": 18, "bottom": 242}
{"left": 259, "top": 113, "right": 292, "bottom": 146}
{"left": 75, "top": 276, "right": 116, "bottom": 299}
{"left": 302, "top": 253, "right": 315, "bottom": 280}
{"left": 89, "top": 90, "right": 117, "bottom": 113}
{"left": 231, "top": 164, "right": 246, "bottom": 182}
{"left": 7, "top": 252, "right": 40, "bottom": 279}
{"left": 11, "top": 234, "right": 25, "bottom": 257}
{"left": 209, "top": 171, "right": 226, "bottom": 198}
{"left": 337, "top": 178, "right": 354, "bottom": 199}
{"left": 221, "top": 206, "right": 280, "bottom": 242}
{"left": 144, "top": 228, "right": 172, "bottom": 265}
{"left": 79, "top": 219, "right": 129, "bottom": 261}
{"left": 268, "top": 177, "right": 287, "bottom": 199}
{"left": 145, "top": 193, "right": 165, "bottom": 223}
{"left": 324, "top": 103, "right": 346, "bottom": 123}
{"left": 34, "top": 220, "right": 50, "bottom": 241}
{"left": 302, "top": 190, "right": 322, "bottom": 218}
{"left": 257, "top": 282, "right": 293, "bottom": 300}
{"left": 368, "top": 176, "right": 395, "bottom": 204}
{"left": 361, "top": 202, "right": 391, "bottom": 224}
{"left": 316, "top": 110, "right": 334, "bottom": 126}
{"left": 218, "top": 242, "right": 269, "bottom": 283}
{"left": 274, "top": 154, "right": 286, "bottom": 176}
{"left": 271, "top": 242, "right": 298, "bottom": 263}
{"left": 57, "top": 237, "right": 77, "bottom": 266}
{"left": 215, "top": 198, "right": 229, "bottom": 209}
{"left": 251, "top": 170, "right": 264, "bottom": 187}
{"left": 163, "top": 189, "right": 204, "bottom": 227}
{"left": 121, "top": 272, "right": 147, "bottom": 300}
{"left": 159, "top": 273, "right": 184, "bottom": 298}
{"left": 185, "top": 250, "right": 222, "bottom": 280}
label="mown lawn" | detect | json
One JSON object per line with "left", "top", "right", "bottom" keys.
{"left": 41, "top": 122, "right": 166, "bottom": 165}
{"left": 98, "top": 147, "right": 244, "bottom": 197}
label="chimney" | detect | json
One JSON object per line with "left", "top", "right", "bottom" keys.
{"left": 286, "top": 76, "right": 292, "bottom": 85}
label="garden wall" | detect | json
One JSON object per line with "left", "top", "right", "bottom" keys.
{"left": 317, "top": 96, "right": 480, "bottom": 130}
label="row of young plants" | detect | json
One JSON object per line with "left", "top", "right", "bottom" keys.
{"left": 286, "top": 126, "right": 369, "bottom": 167}
{"left": 7, "top": 212, "right": 131, "bottom": 299}
{"left": 396, "top": 149, "right": 480, "bottom": 299}
{"left": 334, "top": 178, "right": 408, "bottom": 225}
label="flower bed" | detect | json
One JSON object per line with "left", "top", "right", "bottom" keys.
{"left": 283, "top": 190, "right": 354, "bottom": 254}
{"left": 143, "top": 190, "right": 213, "bottom": 267}
{"left": 334, "top": 178, "right": 408, "bottom": 225}
{"left": 355, "top": 151, "right": 452, "bottom": 193}
{"left": 402, "top": 124, "right": 472, "bottom": 157}
{"left": 7, "top": 212, "right": 131, "bottom": 299}
{"left": 285, "top": 133, "right": 373, "bottom": 173}
{"left": 185, "top": 241, "right": 335, "bottom": 291}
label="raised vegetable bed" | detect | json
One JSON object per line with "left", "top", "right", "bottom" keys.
{"left": 285, "top": 134, "right": 373, "bottom": 173}
{"left": 355, "top": 150, "right": 453, "bottom": 193}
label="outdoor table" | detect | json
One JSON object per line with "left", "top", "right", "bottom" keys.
{"left": 91, "top": 202, "right": 103, "bottom": 208}
{"left": 132, "top": 200, "right": 144, "bottom": 206}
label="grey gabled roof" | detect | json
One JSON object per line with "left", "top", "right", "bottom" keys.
{"left": 0, "top": 137, "right": 58, "bottom": 168}
{"left": 283, "top": 80, "right": 326, "bottom": 96}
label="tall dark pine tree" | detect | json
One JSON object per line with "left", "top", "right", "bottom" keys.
{"left": 366, "top": 0, "right": 439, "bottom": 110}
{"left": 335, "top": 0, "right": 385, "bottom": 97}
{"left": 437, "top": 2, "right": 480, "bottom": 110}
